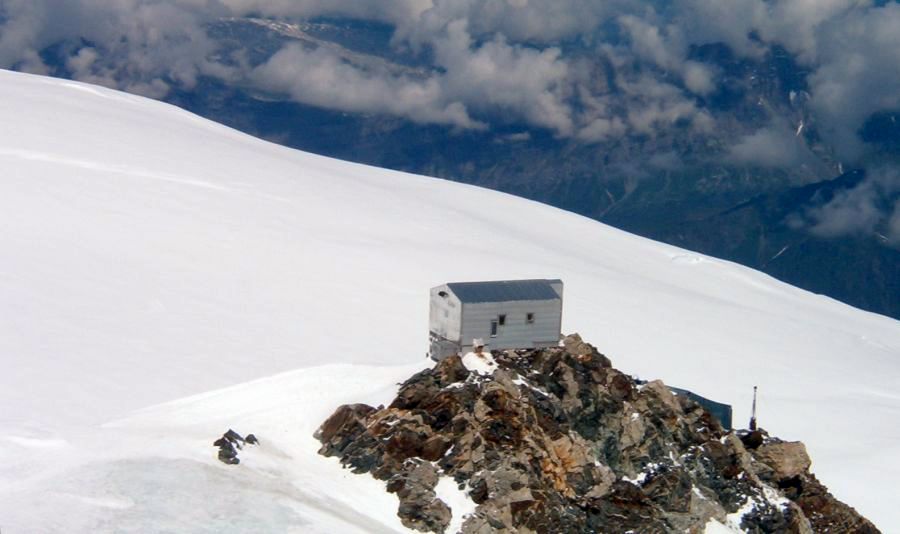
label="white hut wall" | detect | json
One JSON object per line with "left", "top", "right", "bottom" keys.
{"left": 460, "top": 299, "right": 561, "bottom": 351}
{"left": 429, "top": 285, "right": 462, "bottom": 343}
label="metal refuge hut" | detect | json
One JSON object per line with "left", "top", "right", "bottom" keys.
{"left": 429, "top": 279, "right": 563, "bottom": 360}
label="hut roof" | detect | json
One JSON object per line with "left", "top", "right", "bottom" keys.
{"left": 446, "top": 279, "right": 561, "bottom": 304}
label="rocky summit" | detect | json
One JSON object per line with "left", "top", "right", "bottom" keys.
{"left": 315, "top": 334, "right": 878, "bottom": 533}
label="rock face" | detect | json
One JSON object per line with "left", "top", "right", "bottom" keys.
{"left": 315, "top": 335, "right": 879, "bottom": 533}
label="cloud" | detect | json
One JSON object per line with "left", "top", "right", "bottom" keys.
{"left": 727, "top": 124, "right": 811, "bottom": 168}
{"left": 242, "top": 5, "right": 718, "bottom": 140}
{"left": 806, "top": 3, "right": 900, "bottom": 159}
{"left": 807, "top": 181, "right": 885, "bottom": 238}
{"left": 887, "top": 201, "right": 900, "bottom": 247}
{"left": 250, "top": 43, "right": 482, "bottom": 129}
{"left": 798, "top": 166, "right": 900, "bottom": 240}
{"left": 0, "top": 0, "right": 51, "bottom": 72}
{"left": 0, "top": 0, "right": 898, "bottom": 154}
{"left": 612, "top": 15, "right": 719, "bottom": 96}
{"left": 647, "top": 151, "right": 683, "bottom": 171}
{"left": 763, "top": 0, "right": 868, "bottom": 63}
{"left": 396, "top": 0, "right": 616, "bottom": 46}
{"left": 430, "top": 20, "right": 574, "bottom": 134}
{"left": 249, "top": 18, "right": 576, "bottom": 134}
{"left": 682, "top": 61, "right": 715, "bottom": 96}
{"left": 0, "top": 0, "right": 229, "bottom": 95}
{"left": 220, "top": 0, "right": 432, "bottom": 25}
{"left": 612, "top": 69, "right": 714, "bottom": 135}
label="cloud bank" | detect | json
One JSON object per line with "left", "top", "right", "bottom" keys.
{"left": 2, "top": 0, "right": 900, "bottom": 239}
{"left": 2, "top": 0, "right": 892, "bottom": 146}
{"left": 0, "top": 0, "right": 900, "bottom": 242}
{"left": 788, "top": 166, "right": 900, "bottom": 244}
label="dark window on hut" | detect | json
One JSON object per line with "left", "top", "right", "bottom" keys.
{"left": 526, "top": 313, "right": 535, "bottom": 324}
{"left": 498, "top": 314, "right": 506, "bottom": 326}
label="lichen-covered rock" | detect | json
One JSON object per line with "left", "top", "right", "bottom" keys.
{"left": 315, "top": 341, "right": 880, "bottom": 533}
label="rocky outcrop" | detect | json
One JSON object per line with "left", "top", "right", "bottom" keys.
{"left": 214, "top": 429, "right": 258, "bottom": 465}
{"left": 744, "top": 434, "right": 879, "bottom": 533}
{"left": 315, "top": 335, "right": 879, "bottom": 533}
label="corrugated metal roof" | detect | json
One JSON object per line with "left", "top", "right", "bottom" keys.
{"left": 446, "top": 279, "right": 562, "bottom": 303}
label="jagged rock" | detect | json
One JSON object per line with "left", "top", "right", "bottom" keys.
{"left": 316, "top": 404, "right": 374, "bottom": 444}
{"left": 388, "top": 461, "right": 451, "bottom": 533}
{"left": 216, "top": 442, "right": 239, "bottom": 465}
{"left": 788, "top": 473, "right": 879, "bottom": 534}
{"left": 315, "top": 339, "right": 880, "bottom": 533}
{"left": 743, "top": 437, "right": 879, "bottom": 533}
{"left": 224, "top": 429, "right": 244, "bottom": 443}
{"left": 213, "top": 428, "right": 258, "bottom": 465}
{"left": 561, "top": 333, "right": 612, "bottom": 367}
{"left": 740, "top": 429, "right": 766, "bottom": 449}
{"left": 437, "top": 355, "right": 469, "bottom": 385}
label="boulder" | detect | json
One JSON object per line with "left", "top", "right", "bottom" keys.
{"left": 753, "top": 440, "right": 812, "bottom": 480}
{"left": 561, "top": 333, "right": 612, "bottom": 367}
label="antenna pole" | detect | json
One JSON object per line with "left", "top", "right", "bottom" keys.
{"left": 749, "top": 386, "right": 758, "bottom": 431}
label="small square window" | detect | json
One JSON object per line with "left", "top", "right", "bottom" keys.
{"left": 526, "top": 313, "right": 535, "bottom": 324}
{"left": 498, "top": 314, "right": 506, "bottom": 326}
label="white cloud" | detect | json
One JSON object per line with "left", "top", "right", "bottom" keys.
{"left": 397, "top": 0, "right": 615, "bottom": 46}
{"left": 806, "top": 3, "right": 900, "bottom": 158}
{"left": 727, "top": 125, "right": 810, "bottom": 168}
{"left": 615, "top": 15, "right": 717, "bottom": 97}
{"left": 431, "top": 20, "right": 574, "bottom": 135}
{"left": 887, "top": 201, "right": 900, "bottom": 247}
{"left": 0, "top": 0, "right": 897, "bottom": 152}
{"left": 0, "top": 0, "right": 228, "bottom": 96}
{"left": 800, "top": 166, "right": 900, "bottom": 240}
{"left": 251, "top": 43, "right": 482, "bottom": 129}
{"left": 682, "top": 61, "right": 715, "bottom": 96}
{"left": 219, "top": 0, "right": 432, "bottom": 27}
{"left": 807, "top": 182, "right": 883, "bottom": 238}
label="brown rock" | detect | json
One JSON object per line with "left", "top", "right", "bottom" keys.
{"left": 437, "top": 354, "right": 469, "bottom": 385}
{"left": 315, "top": 403, "right": 375, "bottom": 443}
{"left": 386, "top": 429, "right": 428, "bottom": 460}
{"left": 562, "top": 333, "right": 593, "bottom": 356}
{"left": 562, "top": 333, "right": 612, "bottom": 367}
{"left": 421, "top": 435, "right": 452, "bottom": 462}
{"left": 753, "top": 440, "right": 812, "bottom": 480}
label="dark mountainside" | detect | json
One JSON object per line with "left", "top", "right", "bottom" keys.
{"left": 315, "top": 335, "right": 878, "bottom": 533}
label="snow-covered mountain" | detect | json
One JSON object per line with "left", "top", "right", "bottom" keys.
{"left": 1, "top": 69, "right": 898, "bottom": 531}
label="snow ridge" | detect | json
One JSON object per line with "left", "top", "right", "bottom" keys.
{"left": 0, "top": 70, "right": 898, "bottom": 531}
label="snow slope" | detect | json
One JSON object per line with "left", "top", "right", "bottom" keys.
{"left": 0, "top": 69, "right": 898, "bottom": 531}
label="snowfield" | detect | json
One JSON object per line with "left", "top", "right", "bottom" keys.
{"left": 1, "top": 69, "right": 898, "bottom": 532}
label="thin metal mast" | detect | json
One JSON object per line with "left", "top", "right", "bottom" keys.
{"left": 749, "top": 386, "right": 758, "bottom": 431}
